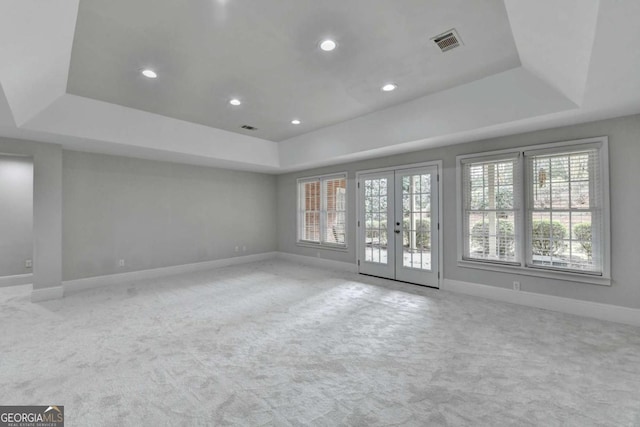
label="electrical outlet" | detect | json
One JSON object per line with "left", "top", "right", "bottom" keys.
{"left": 25, "top": 259, "right": 33, "bottom": 269}
{"left": 242, "top": 246, "right": 246, "bottom": 252}
{"left": 118, "top": 259, "right": 125, "bottom": 267}
{"left": 316, "top": 252, "right": 321, "bottom": 258}
{"left": 235, "top": 246, "right": 239, "bottom": 252}
{"left": 513, "top": 281, "right": 521, "bottom": 291}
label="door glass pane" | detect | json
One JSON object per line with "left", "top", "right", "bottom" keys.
{"left": 364, "top": 178, "right": 388, "bottom": 264}
{"left": 401, "top": 173, "right": 432, "bottom": 271}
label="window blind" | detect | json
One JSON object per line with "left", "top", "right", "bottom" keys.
{"left": 299, "top": 180, "right": 321, "bottom": 242}
{"left": 297, "top": 174, "right": 347, "bottom": 247}
{"left": 525, "top": 147, "right": 603, "bottom": 274}
{"left": 322, "top": 177, "right": 347, "bottom": 245}
{"left": 462, "top": 154, "right": 521, "bottom": 264}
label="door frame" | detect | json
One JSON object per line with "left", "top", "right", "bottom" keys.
{"left": 355, "top": 160, "right": 443, "bottom": 288}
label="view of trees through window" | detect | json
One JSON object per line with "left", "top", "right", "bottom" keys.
{"left": 363, "top": 173, "right": 433, "bottom": 270}
{"left": 464, "top": 158, "right": 518, "bottom": 263}
{"left": 364, "top": 177, "right": 388, "bottom": 263}
{"left": 462, "top": 145, "right": 602, "bottom": 275}
{"left": 402, "top": 174, "right": 431, "bottom": 270}
{"left": 528, "top": 150, "right": 599, "bottom": 272}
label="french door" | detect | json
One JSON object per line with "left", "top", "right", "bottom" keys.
{"left": 357, "top": 165, "right": 440, "bottom": 287}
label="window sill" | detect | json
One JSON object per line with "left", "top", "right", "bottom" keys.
{"left": 457, "top": 259, "right": 611, "bottom": 286}
{"left": 296, "top": 242, "right": 349, "bottom": 253}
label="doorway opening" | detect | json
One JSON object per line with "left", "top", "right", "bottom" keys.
{"left": 357, "top": 162, "right": 442, "bottom": 288}
{"left": 0, "top": 154, "right": 33, "bottom": 286}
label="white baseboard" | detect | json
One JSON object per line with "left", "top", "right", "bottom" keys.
{"left": 31, "top": 286, "right": 64, "bottom": 302}
{"left": 63, "top": 252, "right": 278, "bottom": 295}
{"left": 276, "top": 252, "right": 358, "bottom": 273}
{"left": 443, "top": 279, "right": 640, "bottom": 327}
{"left": 0, "top": 273, "right": 32, "bottom": 288}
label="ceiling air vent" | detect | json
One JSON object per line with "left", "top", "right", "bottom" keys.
{"left": 240, "top": 125, "right": 258, "bottom": 131}
{"left": 432, "top": 29, "right": 462, "bottom": 53}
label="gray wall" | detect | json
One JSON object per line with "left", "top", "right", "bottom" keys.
{"left": 277, "top": 114, "right": 640, "bottom": 309}
{"left": 63, "top": 151, "right": 277, "bottom": 281}
{"left": 0, "top": 155, "right": 33, "bottom": 277}
{"left": 0, "top": 137, "right": 62, "bottom": 292}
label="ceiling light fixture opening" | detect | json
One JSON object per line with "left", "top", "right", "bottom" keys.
{"left": 291, "top": 119, "right": 301, "bottom": 125}
{"left": 229, "top": 98, "right": 242, "bottom": 106}
{"left": 141, "top": 69, "right": 157, "bottom": 79}
{"left": 381, "top": 83, "right": 397, "bottom": 92}
{"left": 319, "top": 39, "right": 337, "bottom": 52}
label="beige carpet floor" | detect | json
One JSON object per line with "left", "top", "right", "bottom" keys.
{"left": 1, "top": 260, "right": 639, "bottom": 426}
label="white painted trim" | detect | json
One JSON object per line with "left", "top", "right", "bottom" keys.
{"left": 31, "top": 286, "right": 63, "bottom": 303}
{"left": 455, "top": 136, "right": 611, "bottom": 285}
{"left": 442, "top": 279, "right": 640, "bottom": 327}
{"left": 63, "top": 252, "right": 278, "bottom": 295}
{"left": 455, "top": 136, "right": 607, "bottom": 162}
{"left": 355, "top": 160, "right": 443, "bottom": 176}
{"left": 436, "top": 161, "right": 444, "bottom": 289}
{"left": 356, "top": 169, "right": 396, "bottom": 280}
{"left": 456, "top": 260, "right": 611, "bottom": 286}
{"left": 295, "top": 242, "right": 349, "bottom": 252}
{"left": 0, "top": 273, "right": 32, "bottom": 288}
{"left": 296, "top": 172, "right": 348, "bottom": 250}
{"left": 276, "top": 252, "right": 358, "bottom": 273}
{"left": 456, "top": 150, "right": 524, "bottom": 269}
{"left": 355, "top": 160, "right": 443, "bottom": 288}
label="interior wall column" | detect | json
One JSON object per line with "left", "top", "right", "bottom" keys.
{"left": 0, "top": 137, "right": 63, "bottom": 302}
{"left": 31, "top": 143, "right": 63, "bottom": 301}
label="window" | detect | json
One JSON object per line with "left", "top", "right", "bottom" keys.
{"left": 526, "top": 145, "right": 604, "bottom": 274}
{"left": 457, "top": 137, "right": 610, "bottom": 284}
{"left": 298, "top": 173, "right": 347, "bottom": 248}
{"left": 462, "top": 154, "right": 521, "bottom": 265}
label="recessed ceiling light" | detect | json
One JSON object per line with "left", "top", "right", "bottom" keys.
{"left": 141, "top": 69, "right": 157, "bottom": 79}
{"left": 229, "top": 98, "right": 242, "bottom": 106}
{"left": 319, "top": 39, "right": 337, "bottom": 52}
{"left": 291, "top": 119, "right": 301, "bottom": 125}
{"left": 381, "top": 83, "right": 398, "bottom": 92}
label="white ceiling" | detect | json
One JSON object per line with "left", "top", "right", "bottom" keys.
{"left": 66, "top": 0, "right": 520, "bottom": 142}
{"left": 0, "top": 0, "right": 639, "bottom": 173}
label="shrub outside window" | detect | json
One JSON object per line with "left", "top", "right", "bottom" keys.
{"left": 525, "top": 145, "right": 604, "bottom": 274}
{"left": 462, "top": 154, "right": 520, "bottom": 265}
{"left": 457, "top": 137, "right": 609, "bottom": 284}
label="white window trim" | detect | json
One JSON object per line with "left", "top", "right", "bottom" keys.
{"left": 460, "top": 151, "right": 523, "bottom": 266}
{"left": 456, "top": 136, "right": 611, "bottom": 286}
{"left": 355, "top": 160, "right": 444, "bottom": 289}
{"left": 297, "top": 172, "right": 348, "bottom": 250}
